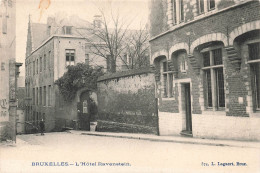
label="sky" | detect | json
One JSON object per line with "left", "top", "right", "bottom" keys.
{"left": 16, "top": 0, "right": 150, "bottom": 77}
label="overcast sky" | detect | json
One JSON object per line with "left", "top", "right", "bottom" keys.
{"left": 16, "top": 0, "right": 150, "bottom": 76}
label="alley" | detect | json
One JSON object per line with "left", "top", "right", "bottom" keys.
{"left": 1, "top": 132, "right": 259, "bottom": 173}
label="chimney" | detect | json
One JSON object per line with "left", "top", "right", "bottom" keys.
{"left": 93, "top": 15, "right": 102, "bottom": 29}
{"left": 47, "top": 17, "right": 55, "bottom": 36}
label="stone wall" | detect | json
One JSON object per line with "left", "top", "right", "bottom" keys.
{"left": 97, "top": 68, "right": 158, "bottom": 134}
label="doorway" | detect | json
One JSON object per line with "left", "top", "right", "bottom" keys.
{"left": 180, "top": 83, "right": 192, "bottom": 136}
{"left": 78, "top": 91, "right": 90, "bottom": 130}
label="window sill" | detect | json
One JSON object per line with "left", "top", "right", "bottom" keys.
{"left": 162, "top": 97, "right": 175, "bottom": 101}
{"left": 246, "top": 59, "right": 260, "bottom": 64}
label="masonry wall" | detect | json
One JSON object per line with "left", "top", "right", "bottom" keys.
{"left": 0, "top": 0, "right": 16, "bottom": 141}
{"left": 25, "top": 39, "right": 56, "bottom": 132}
{"left": 150, "top": 0, "right": 260, "bottom": 140}
{"left": 97, "top": 69, "right": 158, "bottom": 134}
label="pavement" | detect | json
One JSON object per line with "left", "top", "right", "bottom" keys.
{"left": 69, "top": 130, "right": 260, "bottom": 149}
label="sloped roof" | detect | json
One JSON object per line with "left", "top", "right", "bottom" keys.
{"left": 31, "top": 23, "right": 48, "bottom": 50}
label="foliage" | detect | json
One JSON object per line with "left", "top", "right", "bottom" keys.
{"left": 55, "top": 63, "right": 104, "bottom": 102}
{"left": 1, "top": 124, "right": 12, "bottom": 141}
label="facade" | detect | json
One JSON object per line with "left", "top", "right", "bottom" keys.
{"left": 0, "top": 0, "right": 18, "bottom": 141}
{"left": 149, "top": 0, "right": 260, "bottom": 140}
{"left": 24, "top": 15, "right": 135, "bottom": 132}
{"left": 16, "top": 86, "right": 25, "bottom": 134}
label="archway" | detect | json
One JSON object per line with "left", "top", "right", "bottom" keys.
{"left": 78, "top": 91, "right": 98, "bottom": 130}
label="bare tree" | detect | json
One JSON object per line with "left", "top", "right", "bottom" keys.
{"left": 84, "top": 10, "right": 132, "bottom": 73}
{"left": 122, "top": 27, "right": 150, "bottom": 70}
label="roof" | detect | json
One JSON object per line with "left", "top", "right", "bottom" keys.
{"left": 31, "top": 23, "right": 48, "bottom": 50}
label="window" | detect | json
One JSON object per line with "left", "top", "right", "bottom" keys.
{"left": 36, "top": 59, "right": 38, "bottom": 74}
{"left": 39, "top": 87, "right": 42, "bottom": 105}
{"left": 33, "top": 88, "right": 35, "bottom": 105}
{"left": 249, "top": 42, "right": 260, "bottom": 60}
{"left": 197, "top": 0, "right": 215, "bottom": 15}
{"left": 180, "top": 54, "right": 187, "bottom": 72}
{"left": 208, "top": 0, "right": 215, "bottom": 10}
{"left": 33, "top": 61, "right": 35, "bottom": 75}
{"left": 43, "top": 86, "right": 46, "bottom": 106}
{"left": 172, "top": 0, "right": 177, "bottom": 24}
{"left": 40, "top": 57, "right": 42, "bottom": 72}
{"left": 63, "top": 26, "right": 72, "bottom": 35}
{"left": 48, "top": 85, "right": 51, "bottom": 106}
{"left": 66, "top": 49, "right": 75, "bottom": 66}
{"left": 171, "top": 0, "right": 184, "bottom": 24}
{"left": 248, "top": 42, "right": 260, "bottom": 111}
{"left": 197, "top": 0, "right": 204, "bottom": 14}
{"left": 36, "top": 88, "right": 38, "bottom": 105}
{"left": 106, "top": 55, "right": 112, "bottom": 72}
{"left": 48, "top": 51, "right": 51, "bottom": 69}
{"left": 162, "top": 61, "right": 173, "bottom": 98}
{"left": 85, "top": 54, "right": 89, "bottom": 65}
{"left": 179, "top": 0, "right": 184, "bottom": 22}
{"left": 44, "top": 54, "right": 46, "bottom": 70}
{"left": 202, "top": 47, "right": 225, "bottom": 109}
{"left": 123, "top": 54, "right": 127, "bottom": 63}
{"left": 251, "top": 64, "right": 260, "bottom": 110}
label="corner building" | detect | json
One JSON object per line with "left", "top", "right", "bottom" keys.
{"left": 149, "top": 0, "right": 260, "bottom": 140}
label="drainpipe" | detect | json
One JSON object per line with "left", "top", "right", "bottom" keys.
{"left": 155, "top": 97, "right": 160, "bottom": 136}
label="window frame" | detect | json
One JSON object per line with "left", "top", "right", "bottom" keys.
{"left": 63, "top": 26, "right": 72, "bottom": 35}
{"left": 161, "top": 60, "right": 174, "bottom": 98}
{"left": 65, "top": 49, "right": 75, "bottom": 66}
{"left": 247, "top": 41, "right": 260, "bottom": 112}
{"left": 197, "top": 0, "right": 205, "bottom": 14}
{"left": 180, "top": 54, "right": 188, "bottom": 73}
{"left": 171, "top": 0, "right": 185, "bottom": 25}
{"left": 40, "top": 57, "right": 42, "bottom": 72}
{"left": 208, "top": 0, "right": 216, "bottom": 11}
{"left": 201, "top": 46, "right": 225, "bottom": 111}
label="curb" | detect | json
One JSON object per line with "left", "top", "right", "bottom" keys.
{"left": 80, "top": 132, "right": 259, "bottom": 148}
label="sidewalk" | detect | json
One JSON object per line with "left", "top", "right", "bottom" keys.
{"left": 70, "top": 130, "right": 260, "bottom": 149}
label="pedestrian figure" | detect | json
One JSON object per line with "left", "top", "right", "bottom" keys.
{"left": 39, "top": 119, "right": 45, "bottom": 135}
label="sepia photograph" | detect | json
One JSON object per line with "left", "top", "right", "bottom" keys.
{"left": 0, "top": 0, "right": 260, "bottom": 172}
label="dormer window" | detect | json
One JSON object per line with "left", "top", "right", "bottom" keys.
{"left": 63, "top": 26, "right": 72, "bottom": 35}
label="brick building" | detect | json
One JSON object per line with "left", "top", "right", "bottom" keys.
{"left": 149, "top": 0, "right": 260, "bottom": 140}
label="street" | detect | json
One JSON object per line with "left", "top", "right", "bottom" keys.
{"left": 0, "top": 132, "right": 259, "bottom": 173}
